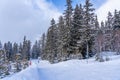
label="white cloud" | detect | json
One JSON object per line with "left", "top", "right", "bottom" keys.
{"left": 96, "top": 0, "right": 120, "bottom": 22}
{"left": 0, "top": 0, "right": 61, "bottom": 43}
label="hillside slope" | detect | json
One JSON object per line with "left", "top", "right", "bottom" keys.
{"left": 2, "top": 55, "right": 120, "bottom": 80}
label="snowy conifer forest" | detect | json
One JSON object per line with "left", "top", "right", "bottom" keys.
{"left": 0, "top": 0, "right": 120, "bottom": 79}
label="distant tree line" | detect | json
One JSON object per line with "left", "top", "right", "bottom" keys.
{"left": 0, "top": 34, "right": 46, "bottom": 62}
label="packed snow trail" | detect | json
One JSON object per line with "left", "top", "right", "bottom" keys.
{"left": 2, "top": 55, "right": 120, "bottom": 80}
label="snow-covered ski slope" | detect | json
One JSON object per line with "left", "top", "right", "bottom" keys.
{"left": 2, "top": 54, "right": 120, "bottom": 80}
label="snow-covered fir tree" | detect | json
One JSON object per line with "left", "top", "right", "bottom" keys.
{"left": 12, "top": 43, "right": 19, "bottom": 61}
{"left": 102, "top": 12, "right": 113, "bottom": 51}
{"left": 44, "top": 19, "right": 58, "bottom": 63}
{"left": 82, "top": 0, "right": 95, "bottom": 58}
{"left": 4, "top": 42, "right": 12, "bottom": 61}
{"left": 57, "top": 16, "right": 66, "bottom": 61}
{"left": 113, "top": 10, "right": 120, "bottom": 54}
{"left": 22, "top": 36, "right": 31, "bottom": 60}
{"left": 41, "top": 33, "right": 46, "bottom": 56}
{"left": 63, "top": 0, "right": 73, "bottom": 59}
{"left": 32, "top": 40, "right": 39, "bottom": 59}
{"left": 69, "top": 4, "right": 84, "bottom": 59}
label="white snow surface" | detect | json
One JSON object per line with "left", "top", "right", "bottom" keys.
{"left": 2, "top": 54, "right": 120, "bottom": 80}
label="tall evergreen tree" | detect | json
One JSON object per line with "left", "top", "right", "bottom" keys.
{"left": 12, "top": 42, "right": 18, "bottom": 61}
{"left": 19, "top": 43, "right": 23, "bottom": 54}
{"left": 22, "top": 36, "right": 31, "bottom": 60}
{"left": 32, "top": 40, "right": 40, "bottom": 59}
{"left": 4, "top": 42, "right": 12, "bottom": 61}
{"left": 22, "top": 36, "right": 27, "bottom": 60}
{"left": 0, "top": 41, "right": 2, "bottom": 49}
{"left": 83, "top": 0, "right": 95, "bottom": 58}
{"left": 57, "top": 16, "right": 66, "bottom": 61}
{"left": 26, "top": 40, "right": 31, "bottom": 60}
{"left": 63, "top": 0, "right": 73, "bottom": 59}
{"left": 69, "top": 4, "right": 84, "bottom": 59}
{"left": 41, "top": 33, "right": 46, "bottom": 55}
{"left": 103, "top": 12, "right": 113, "bottom": 51}
{"left": 44, "top": 19, "right": 58, "bottom": 63}
{"left": 113, "top": 10, "right": 120, "bottom": 54}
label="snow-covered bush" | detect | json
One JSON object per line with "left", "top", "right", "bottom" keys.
{"left": 99, "top": 57, "right": 104, "bottom": 62}
{"left": 105, "top": 56, "right": 110, "bottom": 61}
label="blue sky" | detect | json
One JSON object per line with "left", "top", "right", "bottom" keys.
{"left": 47, "top": 0, "right": 106, "bottom": 11}
{"left": 0, "top": 0, "right": 119, "bottom": 44}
